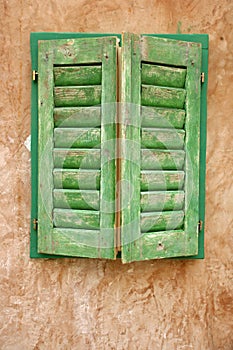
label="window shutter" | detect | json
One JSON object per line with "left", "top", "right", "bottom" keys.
{"left": 121, "top": 34, "right": 202, "bottom": 262}
{"left": 38, "top": 37, "right": 117, "bottom": 258}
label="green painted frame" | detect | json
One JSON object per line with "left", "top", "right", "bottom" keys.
{"left": 30, "top": 32, "right": 208, "bottom": 259}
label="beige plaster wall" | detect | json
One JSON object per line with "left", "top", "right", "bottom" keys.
{"left": 0, "top": 0, "right": 233, "bottom": 349}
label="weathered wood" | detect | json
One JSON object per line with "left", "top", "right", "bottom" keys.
{"left": 54, "top": 86, "right": 101, "bottom": 107}
{"left": 141, "top": 35, "right": 201, "bottom": 67}
{"left": 47, "top": 228, "right": 101, "bottom": 257}
{"left": 141, "top": 210, "right": 184, "bottom": 232}
{"left": 37, "top": 40, "right": 55, "bottom": 253}
{"left": 53, "top": 189, "right": 100, "bottom": 210}
{"left": 53, "top": 169, "right": 100, "bottom": 190}
{"left": 141, "top": 106, "right": 185, "bottom": 129}
{"left": 124, "top": 230, "right": 198, "bottom": 262}
{"left": 53, "top": 149, "right": 100, "bottom": 169}
{"left": 141, "top": 191, "right": 184, "bottom": 212}
{"left": 99, "top": 36, "right": 117, "bottom": 258}
{"left": 37, "top": 36, "right": 118, "bottom": 259}
{"left": 53, "top": 208, "right": 100, "bottom": 229}
{"left": 54, "top": 128, "right": 101, "bottom": 148}
{"left": 121, "top": 33, "right": 141, "bottom": 262}
{"left": 52, "top": 37, "right": 112, "bottom": 65}
{"left": 54, "top": 66, "right": 102, "bottom": 86}
{"left": 141, "top": 84, "right": 186, "bottom": 108}
{"left": 141, "top": 63, "right": 186, "bottom": 88}
{"left": 140, "top": 170, "right": 185, "bottom": 191}
{"left": 141, "top": 128, "right": 185, "bottom": 150}
{"left": 141, "top": 149, "right": 185, "bottom": 170}
{"left": 54, "top": 107, "right": 101, "bottom": 127}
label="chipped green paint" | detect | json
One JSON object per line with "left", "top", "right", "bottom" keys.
{"left": 141, "top": 128, "right": 185, "bottom": 149}
{"left": 54, "top": 85, "right": 101, "bottom": 107}
{"left": 53, "top": 169, "right": 100, "bottom": 190}
{"left": 53, "top": 209, "right": 100, "bottom": 230}
{"left": 140, "top": 170, "right": 185, "bottom": 191}
{"left": 54, "top": 107, "right": 101, "bottom": 128}
{"left": 54, "top": 128, "right": 101, "bottom": 148}
{"left": 37, "top": 36, "right": 117, "bottom": 258}
{"left": 141, "top": 210, "right": 184, "bottom": 232}
{"left": 54, "top": 65, "right": 102, "bottom": 86}
{"left": 141, "top": 191, "right": 184, "bottom": 212}
{"left": 141, "top": 106, "right": 185, "bottom": 129}
{"left": 141, "top": 85, "right": 186, "bottom": 108}
{"left": 141, "top": 63, "right": 186, "bottom": 88}
{"left": 31, "top": 32, "right": 207, "bottom": 261}
{"left": 122, "top": 34, "right": 202, "bottom": 263}
{"left": 53, "top": 189, "right": 100, "bottom": 210}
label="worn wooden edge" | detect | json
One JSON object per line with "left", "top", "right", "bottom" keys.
{"left": 37, "top": 40, "right": 55, "bottom": 253}
{"left": 99, "top": 37, "right": 117, "bottom": 259}
{"left": 121, "top": 33, "right": 141, "bottom": 262}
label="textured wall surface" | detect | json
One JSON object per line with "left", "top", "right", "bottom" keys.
{"left": 0, "top": 0, "right": 233, "bottom": 349}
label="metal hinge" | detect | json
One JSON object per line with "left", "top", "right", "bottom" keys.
{"left": 32, "top": 70, "right": 38, "bottom": 81}
{"left": 198, "top": 220, "right": 203, "bottom": 232}
{"left": 201, "top": 72, "right": 205, "bottom": 83}
{"left": 33, "top": 218, "right": 38, "bottom": 231}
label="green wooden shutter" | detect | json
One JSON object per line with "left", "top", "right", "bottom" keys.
{"left": 121, "top": 34, "right": 202, "bottom": 262}
{"left": 38, "top": 37, "right": 117, "bottom": 258}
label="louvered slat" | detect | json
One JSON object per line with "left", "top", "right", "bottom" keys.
{"left": 53, "top": 169, "right": 100, "bottom": 190}
{"left": 54, "top": 107, "right": 101, "bottom": 128}
{"left": 54, "top": 86, "right": 101, "bottom": 107}
{"left": 54, "top": 128, "right": 101, "bottom": 148}
{"left": 54, "top": 189, "right": 100, "bottom": 210}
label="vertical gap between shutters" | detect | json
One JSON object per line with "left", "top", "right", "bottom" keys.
{"left": 115, "top": 43, "right": 122, "bottom": 256}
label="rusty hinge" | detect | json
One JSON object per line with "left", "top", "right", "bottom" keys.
{"left": 32, "top": 70, "right": 38, "bottom": 81}
{"left": 201, "top": 72, "right": 205, "bottom": 83}
{"left": 198, "top": 220, "right": 203, "bottom": 233}
{"left": 33, "top": 218, "right": 38, "bottom": 231}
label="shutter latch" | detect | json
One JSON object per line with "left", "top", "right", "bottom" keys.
{"left": 201, "top": 72, "right": 205, "bottom": 83}
{"left": 32, "top": 70, "right": 38, "bottom": 81}
{"left": 33, "top": 218, "right": 38, "bottom": 231}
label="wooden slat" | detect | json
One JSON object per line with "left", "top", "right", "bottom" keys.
{"left": 141, "top": 106, "right": 185, "bottom": 129}
{"left": 54, "top": 66, "right": 102, "bottom": 86}
{"left": 121, "top": 33, "right": 141, "bottom": 260}
{"left": 141, "top": 210, "right": 184, "bottom": 232}
{"left": 47, "top": 228, "right": 101, "bottom": 257}
{"left": 54, "top": 107, "right": 101, "bottom": 127}
{"left": 141, "top": 149, "right": 185, "bottom": 170}
{"left": 54, "top": 86, "right": 101, "bottom": 107}
{"left": 53, "top": 149, "right": 100, "bottom": 169}
{"left": 141, "top": 170, "right": 185, "bottom": 191}
{"left": 53, "top": 169, "right": 100, "bottom": 190}
{"left": 54, "top": 189, "right": 99, "bottom": 210}
{"left": 37, "top": 40, "right": 54, "bottom": 253}
{"left": 141, "top": 63, "right": 186, "bottom": 88}
{"left": 141, "top": 128, "right": 185, "bottom": 150}
{"left": 53, "top": 208, "right": 100, "bottom": 229}
{"left": 52, "top": 37, "right": 110, "bottom": 65}
{"left": 141, "top": 191, "right": 184, "bottom": 212}
{"left": 141, "top": 85, "right": 186, "bottom": 108}
{"left": 99, "top": 36, "right": 117, "bottom": 258}
{"left": 54, "top": 128, "right": 101, "bottom": 148}
{"left": 141, "top": 36, "right": 201, "bottom": 67}
{"left": 126, "top": 230, "right": 198, "bottom": 262}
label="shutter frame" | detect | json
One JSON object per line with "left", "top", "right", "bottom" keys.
{"left": 30, "top": 32, "right": 208, "bottom": 260}
{"left": 37, "top": 36, "right": 117, "bottom": 258}
{"left": 121, "top": 34, "right": 202, "bottom": 263}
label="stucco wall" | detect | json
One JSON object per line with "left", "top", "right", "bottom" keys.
{"left": 0, "top": 1, "right": 232, "bottom": 349}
